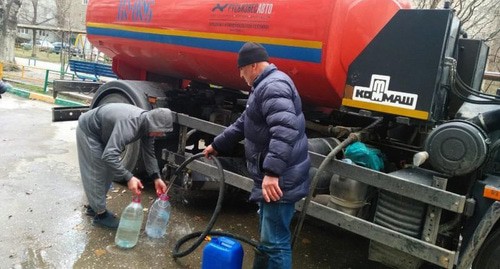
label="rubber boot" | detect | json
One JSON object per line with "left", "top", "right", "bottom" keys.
{"left": 252, "top": 247, "right": 269, "bottom": 269}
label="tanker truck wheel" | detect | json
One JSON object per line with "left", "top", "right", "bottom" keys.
{"left": 97, "top": 93, "right": 141, "bottom": 183}
{"left": 472, "top": 227, "right": 500, "bottom": 269}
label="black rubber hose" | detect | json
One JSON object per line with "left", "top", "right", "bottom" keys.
{"left": 291, "top": 117, "right": 382, "bottom": 248}
{"left": 170, "top": 153, "right": 224, "bottom": 258}
{"left": 291, "top": 132, "right": 360, "bottom": 248}
{"left": 174, "top": 231, "right": 259, "bottom": 253}
{"left": 170, "top": 153, "right": 259, "bottom": 259}
{"left": 468, "top": 109, "right": 500, "bottom": 133}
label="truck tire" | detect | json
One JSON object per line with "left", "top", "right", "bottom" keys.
{"left": 96, "top": 93, "right": 141, "bottom": 183}
{"left": 472, "top": 227, "right": 500, "bottom": 269}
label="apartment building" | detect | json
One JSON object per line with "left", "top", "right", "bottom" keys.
{"left": 16, "top": 0, "right": 88, "bottom": 44}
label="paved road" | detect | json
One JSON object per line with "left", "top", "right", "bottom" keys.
{"left": 15, "top": 57, "right": 62, "bottom": 71}
{"left": 0, "top": 93, "right": 392, "bottom": 269}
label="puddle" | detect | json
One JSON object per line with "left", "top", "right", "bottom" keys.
{"left": 105, "top": 244, "right": 133, "bottom": 255}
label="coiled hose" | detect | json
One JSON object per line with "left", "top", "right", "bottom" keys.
{"left": 169, "top": 153, "right": 259, "bottom": 259}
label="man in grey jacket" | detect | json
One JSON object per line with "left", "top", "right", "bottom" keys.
{"left": 76, "top": 103, "right": 173, "bottom": 228}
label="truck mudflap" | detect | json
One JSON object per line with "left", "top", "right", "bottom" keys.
{"left": 52, "top": 80, "right": 102, "bottom": 99}
{"left": 52, "top": 106, "right": 90, "bottom": 122}
{"left": 457, "top": 201, "right": 500, "bottom": 269}
{"left": 51, "top": 79, "right": 96, "bottom": 122}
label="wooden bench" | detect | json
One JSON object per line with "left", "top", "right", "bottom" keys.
{"left": 68, "top": 59, "right": 118, "bottom": 81}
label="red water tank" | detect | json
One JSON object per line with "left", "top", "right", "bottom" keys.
{"left": 86, "top": 0, "right": 409, "bottom": 109}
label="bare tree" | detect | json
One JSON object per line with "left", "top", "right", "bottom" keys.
{"left": 412, "top": 0, "right": 498, "bottom": 42}
{"left": 0, "top": 0, "right": 22, "bottom": 65}
{"left": 453, "top": 0, "right": 499, "bottom": 92}
{"left": 18, "top": 0, "right": 54, "bottom": 57}
{"left": 55, "top": 0, "right": 72, "bottom": 30}
{"left": 414, "top": 0, "right": 443, "bottom": 9}
{"left": 28, "top": 0, "right": 39, "bottom": 57}
{"left": 54, "top": 0, "right": 73, "bottom": 76}
{"left": 412, "top": 0, "right": 500, "bottom": 92}
{"left": 453, "top": 0, "right": 499, "bottom": 40}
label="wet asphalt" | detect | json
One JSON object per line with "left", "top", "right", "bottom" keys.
{"left": 0, "top": 93, "right": 390, "bottom": 269}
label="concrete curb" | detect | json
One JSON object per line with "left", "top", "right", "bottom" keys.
{"left": 6, "top": 87, "right": 86, "bottom": 107}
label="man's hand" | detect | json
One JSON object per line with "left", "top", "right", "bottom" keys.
{"left": 202, "top": 144, "right": 218, "bottom": 159}
{"left": 127, "top": 176, "right": 144, "bottom": 195}
{"left": 154, "top": 178, "right": 168, "bottom": 196}
{"left": 262, "top": 175, "right": 283, "bottom": 202}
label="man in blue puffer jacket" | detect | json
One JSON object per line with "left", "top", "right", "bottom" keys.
{"left": 203, "top": 42, "right": 311, "bottom": 269}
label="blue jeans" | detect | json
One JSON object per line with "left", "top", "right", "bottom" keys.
{"left": 258, "top": 202, "right": 295, "bottom": 269}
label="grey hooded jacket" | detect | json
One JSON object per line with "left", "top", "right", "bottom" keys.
{"left": 78, "top": 103, "right": 173, "bottom": 181}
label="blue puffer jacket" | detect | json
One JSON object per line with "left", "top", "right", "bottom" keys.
{"left": 212, "top": 64, "right": 311, "bottom": 203}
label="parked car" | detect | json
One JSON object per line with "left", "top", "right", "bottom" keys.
{"left": 19, "top": 40, "right": 54, "bottom": 52}
{"left": 52, "top": 42, "right": 80, "bottom": 56}
{"left": 20, "top": 42, "right": 33, "bottom": 50}
{"left": 38, "top": 40, "right": 54, "bottom": 52}
{"left": 52, "top": 42, "right": 69, "bottom": 54}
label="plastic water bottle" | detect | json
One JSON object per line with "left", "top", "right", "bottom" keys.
{"left": 115, "top": 196, "right": 144, "bottom": 248}
{"left": 145, "top": 194, "right": 171, "bottom": 238}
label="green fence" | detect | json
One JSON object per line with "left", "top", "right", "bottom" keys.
{"left": 43, "top": 69, "right": 76, "bottom": 93}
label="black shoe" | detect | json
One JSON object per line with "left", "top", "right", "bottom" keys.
{"left": 84, "top": 205, "right": 97, "bottom": 217}
{"left": 85, "top": 205, "right": 115, "bottom": 218}
{"left": 252, "top": 247, "right": 269, "bottom": 269}
{"left": 92, "top": 210, "right": 120, "bottom": 229}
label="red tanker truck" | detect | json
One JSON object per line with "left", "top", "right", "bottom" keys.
{"left": 54, "top": 0, "right": 500, "bottom": 268}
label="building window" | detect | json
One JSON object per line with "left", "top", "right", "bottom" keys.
{"left": 82, "top": 0, "right": 88, "bottom": 4}
{"left": 38, "top": 30, "right": 48, "bottom": 37}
